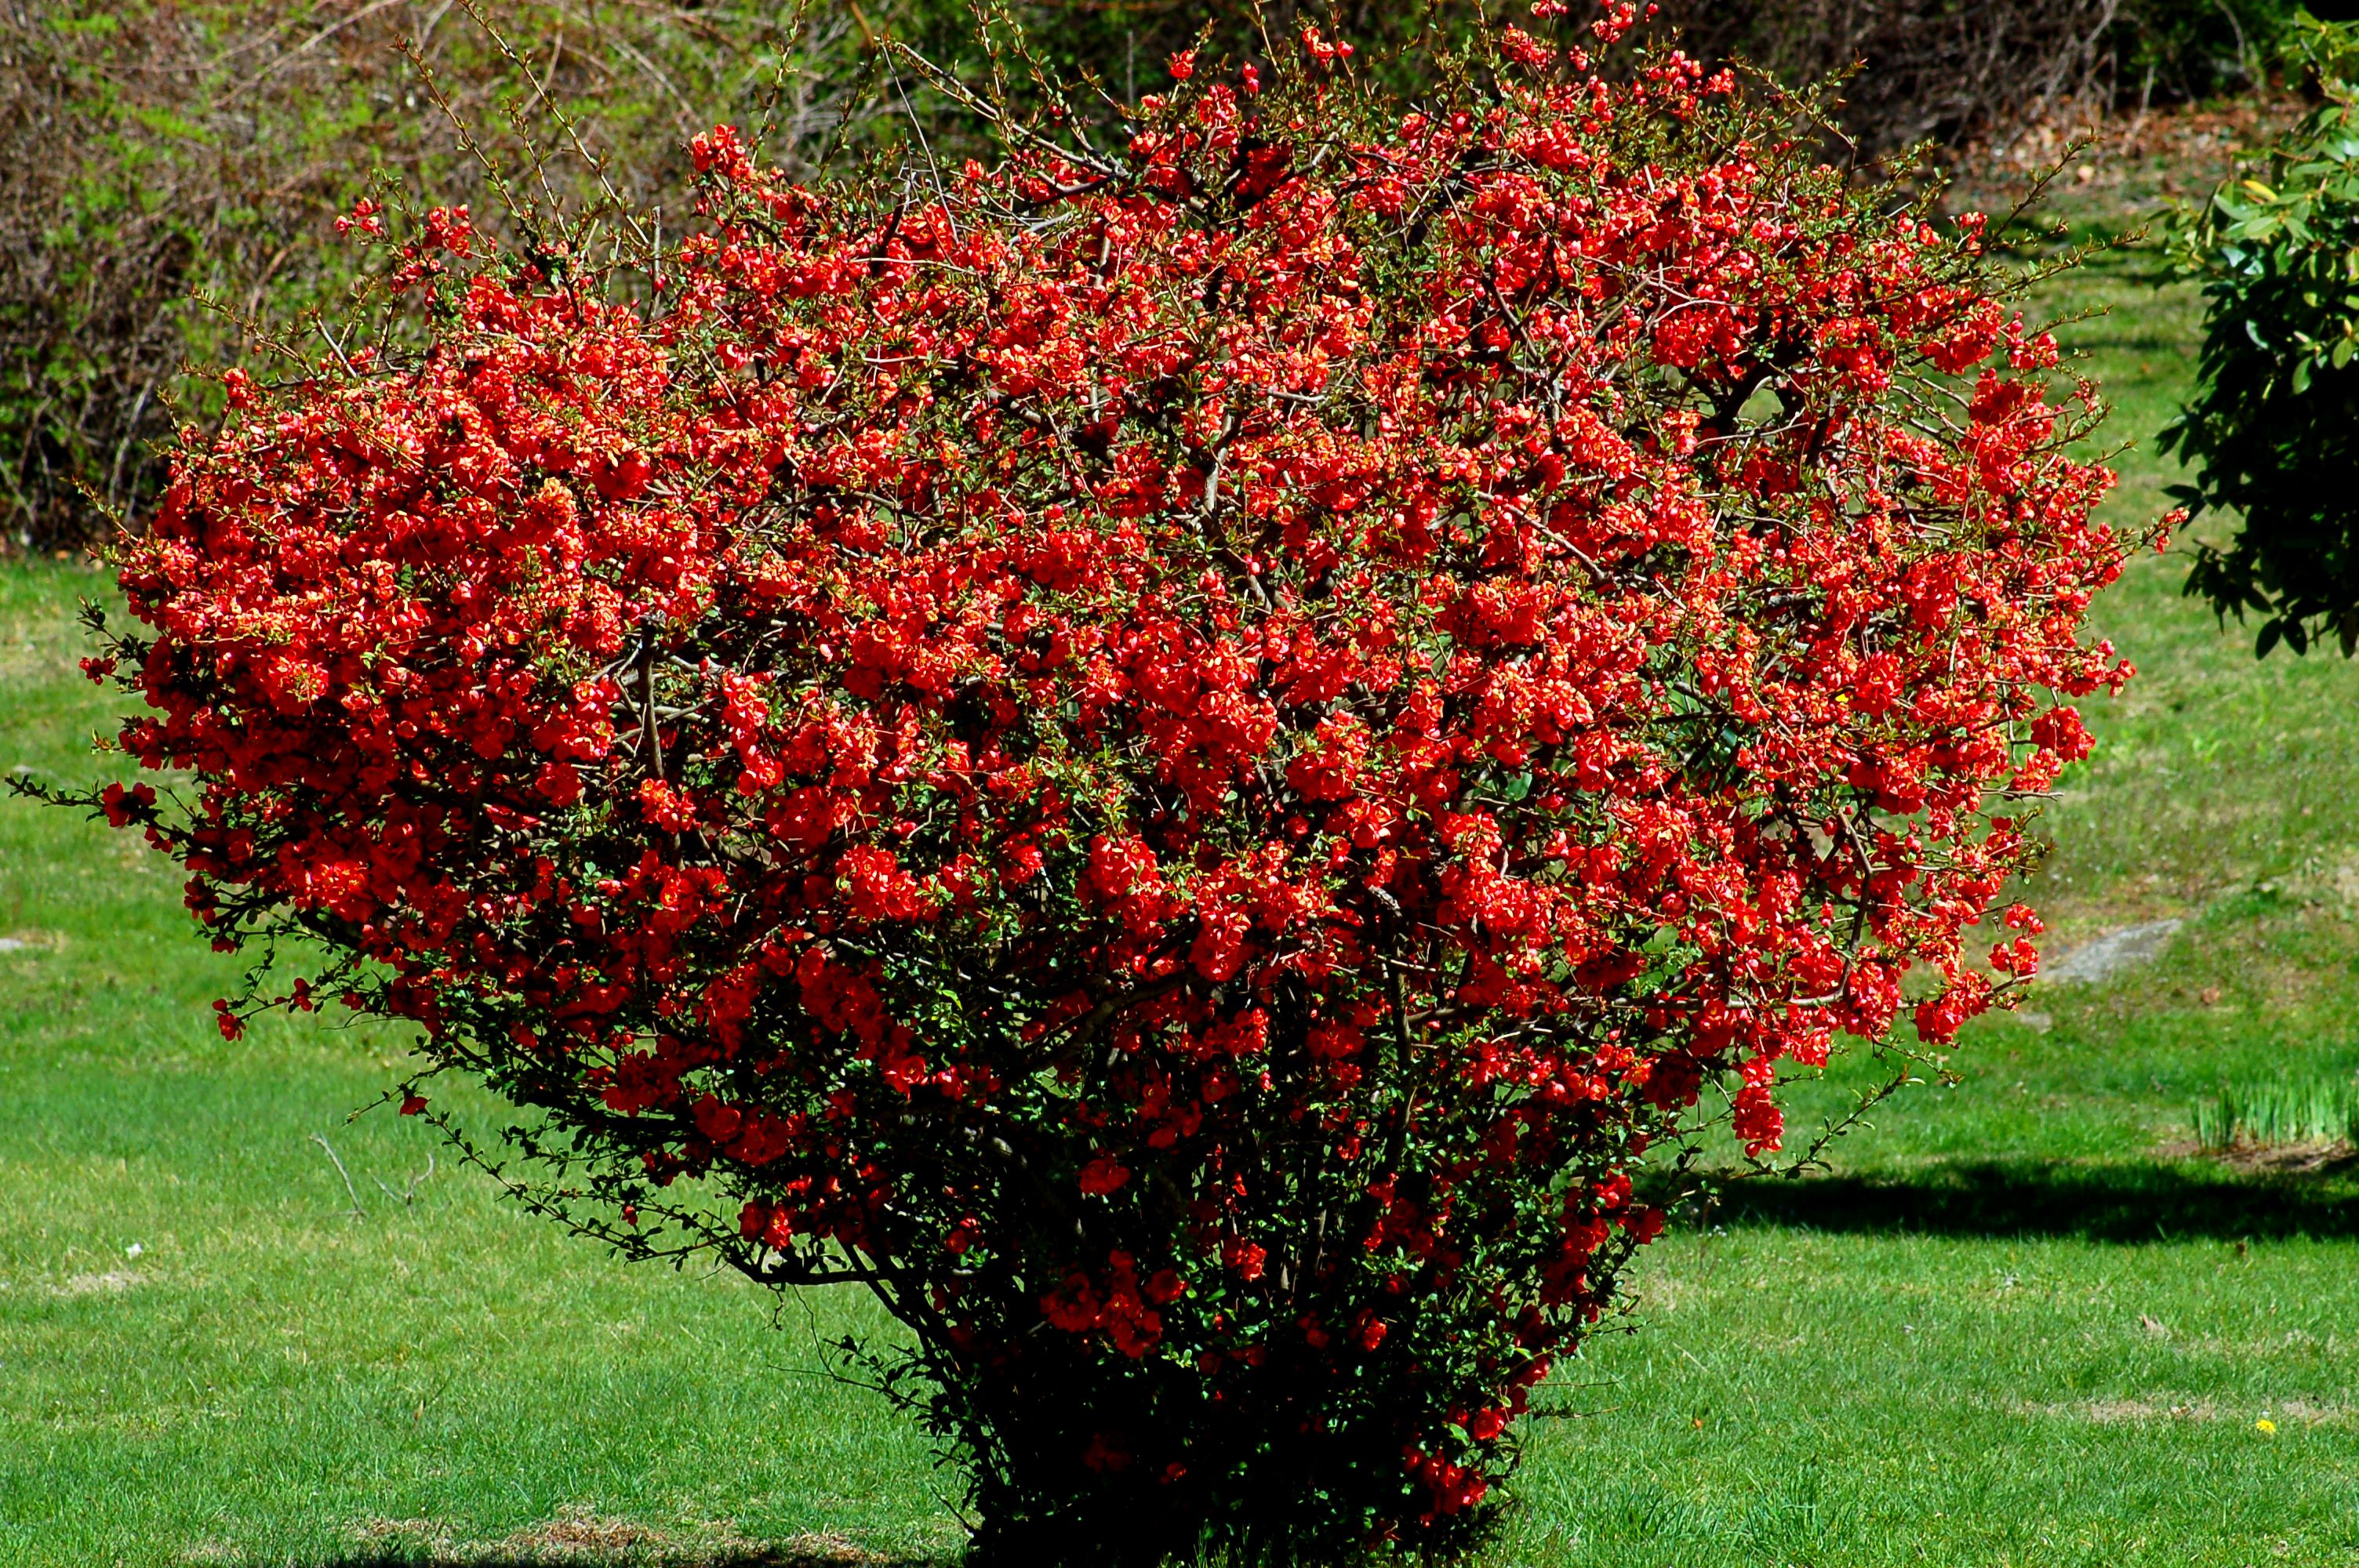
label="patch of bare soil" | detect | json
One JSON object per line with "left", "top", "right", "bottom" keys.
{"left": 344, "top": 1511, "right": 907, "bottom": 1566}
{"left": 52, "top": 1269, "right": 141, "bottom": 1296}
{"left": 492, "top": 1508, "right": 668, "bottom": 1558}
{"left": 2155, "top": 1137, "right": 2358, "bottom": 1175}
{"left": 1943, "top": 93, "right": 2307, "bottom": 212}
{"left": 2019, "top": 1395, "right": 2353, "bottom": 1426}
{"left": 2074, "top": 1396, "right": 2217, "bottom": 1422}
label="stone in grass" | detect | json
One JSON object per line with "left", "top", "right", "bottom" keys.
{"left": 2042, "top": 918, "right": 2184, "bottom": 985}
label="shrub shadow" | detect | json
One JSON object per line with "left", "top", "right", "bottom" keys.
{"left": 305, "top": 1556, "right": 951, "bottom": 1568}
{"left": 1654, "top": 1157, "right": 2359, "bottom": 1243}
{"left": 302, "top": 1547, "right": 951, "bottom": 1568}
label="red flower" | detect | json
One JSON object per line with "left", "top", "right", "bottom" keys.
{"left": 1078, "top": 1156, "right": 1132, "bottom": 1196}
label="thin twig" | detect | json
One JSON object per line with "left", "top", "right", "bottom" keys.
{"left": 371, "top": 1150, "right": 437, "bottom": 1206}
{"left": 311, "top": 1132, "right": 365, "bottom": 1221}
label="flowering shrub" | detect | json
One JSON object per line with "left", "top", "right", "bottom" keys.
{"left": 68, "top": 13, "right": 2136, "bottom": 1561}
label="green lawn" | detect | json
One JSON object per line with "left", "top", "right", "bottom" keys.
{"left": 8, "top": 154, "right": 2359, "bottom": 1565}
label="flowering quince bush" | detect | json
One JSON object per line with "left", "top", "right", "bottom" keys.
{"left": 62, "top": 9, "right": 2146, "bottom": 1561}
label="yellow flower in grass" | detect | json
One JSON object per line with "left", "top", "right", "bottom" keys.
{"left": 2255, "top": 1418, "right": 2277, "bottom": 1434}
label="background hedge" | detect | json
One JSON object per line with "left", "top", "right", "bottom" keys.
{"left": 0, "top": 0, "right": 2335, "bottom": 553}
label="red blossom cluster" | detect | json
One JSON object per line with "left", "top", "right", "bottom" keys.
{"left": 80, "top": 15, "right": 2136, "bottom": 1559}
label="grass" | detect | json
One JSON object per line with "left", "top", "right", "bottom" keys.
{"left": 2190, "top": 1076, "right": 2359, "bottom": 1154}
{"left": 9, "top": 142, "right": 2359, "bottom": 1565}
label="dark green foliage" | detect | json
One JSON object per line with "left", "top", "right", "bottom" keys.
{"left": 2164, "top": 12, "right": 2359, "bottom": 655}
{"left": 2108, "top": 0, "right": 2297, "bottom": 104}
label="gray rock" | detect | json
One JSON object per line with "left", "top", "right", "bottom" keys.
{"left": 2042, "top": 919, "right": 2183, "bottom": 985}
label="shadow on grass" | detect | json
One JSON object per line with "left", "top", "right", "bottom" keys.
{"left": 304, "top": 1541, "right": 953, "bottom": 1568}
{"left": 309, "top": 1556, "right": 951, "bottom": 1568}
{"left": 1657, "top": 1157, "right": 2359, "bottom": 1243}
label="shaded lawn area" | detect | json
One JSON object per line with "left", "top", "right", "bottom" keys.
{"left": 6, "top": 159, "right": 2359, "bottom": 1566}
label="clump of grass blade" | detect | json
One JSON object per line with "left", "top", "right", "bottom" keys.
{"left": 2190, "top": 1073, "right": 2359, "bottom": 1154}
